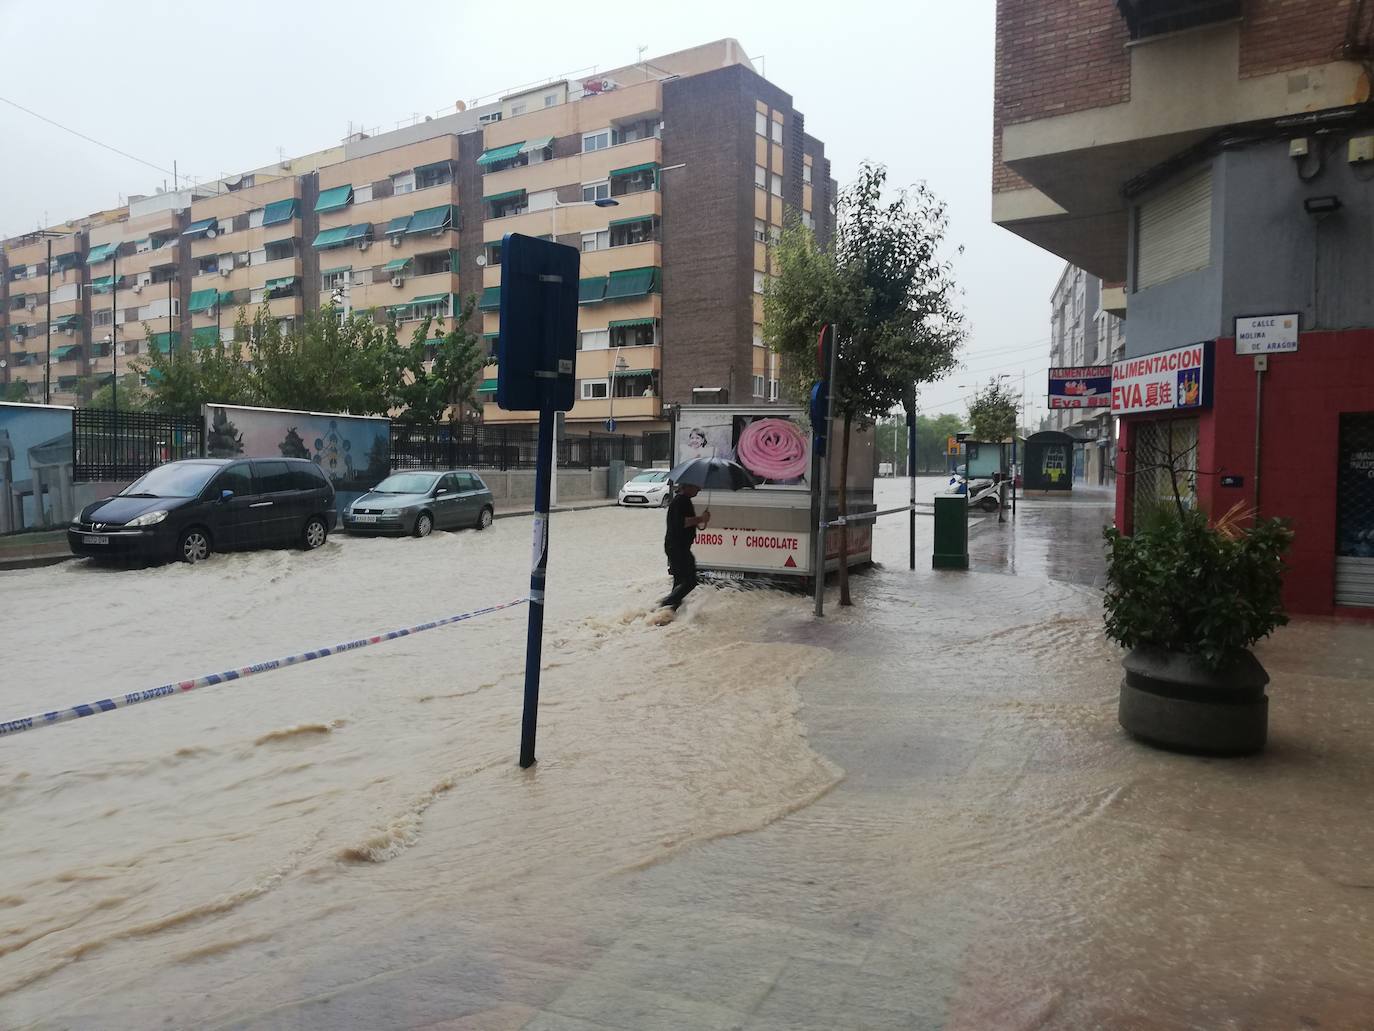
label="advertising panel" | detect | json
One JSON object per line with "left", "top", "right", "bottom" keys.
{"left": 1111, "top": 341, "right": 1213, "bottom": 415}
{"left": 692, "top": 528, "right": 810, "bottom": 573}
{"left": 0, "top": 402, "right": 75, "bottom": 532}
{"left": 1049, "top": 366, "right": 1112, "bottom": 409}
{"left": 676, "top": 409, "right": 812, "bottom": 490}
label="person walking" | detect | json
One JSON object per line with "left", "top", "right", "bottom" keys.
{"left": 660, "top": 482, "right": 710, "bottom": 610}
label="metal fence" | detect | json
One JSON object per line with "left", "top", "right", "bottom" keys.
{"left": 390, "top": 421, "right": 671, "bottom": 472}
{"left": 72, "top": 409, "right": 205, "bottom": 482}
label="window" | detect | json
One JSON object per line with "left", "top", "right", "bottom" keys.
{"left": 527, "top": 189, "right": 557, "bottom": 212}
{"left": 753, "top": 271, "right": 766, "bottom": 294}
{"left": 771, "top": 174, "right": 782, "bottom": 197}
{"left": 213, "top": 464, "right": 253, "bottom": 499}
{"left": 753, "top": 329, "right": 764, "bottom": 349}
{"left": 392, "top": 171, "right": 416, "bottom": 195}
{"left": 579, "top": 328, "right": 609, "bottom": 351}
{"left": 93, "top": 309, "right": 113, "bottom": 328}
{"left": 321, "top": 268, "right": 350, "bottom": 292}
{"left": 754, "top": 219, "right": 767, "bottom": 243}
{"left": 1118, "top": 0, "right": 1240, "bottom": 40}
{"left": 610, "top": 218, "right": 656, "bottom": 248}
{"left": 248, "top": 208, "right": 265, "bottom": 229}
{"left": 1136, "top": 168, "right": 1212, "bottom": 291}
{"left": 416, "top": 251, "right": 453, "bottom": 275}
{"left": 250, "top": 287, "right": 265, "bottom": 304}
{"left": 458, "top": 473, "right": 483, "bottom": 492}
{"left": 254, "top": 461, "right": 294, "bottom": 494}
{"left": 803, "top": 163, "right": 812, "bottom": 184}
{"left": 581, "top": 378, "right": 609, "bottom": 400}
{"left": 479, "top": 111, "right": 502, "bottom": 124}
{"left": 9, "top": 294, "right": 26, "bottom": 311}
{"left": 754, "top": 166, "right": 766, "bottom": 189}
{"left": 416, "top": 163, "right": 452, "bottom": 190}
{"left": 582, "top": 129, "right": 611, "bottom": 153}
{"left": 510, "top": 102, "right": 526, "bottom": 116}
{"left": 544, "top": 94, "right": 559, "bottom": 108}
{"left": 484, "top": 241, "right": 503, "bottom": 266}
{"left": 755, "top": 111, "right": 768, "bottom": 136}
{"left": 354, "top": 183, "right": 374, "bottom": 204}
{"left": 581, "top": 231, "right": 609, "bottom": 252}
{"left": 609, "top": 321, "right": 658, "bottom": 348}
{"left": 413, "top": 296, "right": 451, "bottom": 322}
{"left": 802, "top": 211, "right": 814, "bottom": 230}
{"left": 753, "top": 374, "right": 765, "bottom": 398}
{"left": 292, "top": 465, "right": 324, "bottom": 491}
{"left": 217, "top": 218, "right": 234, "bottom": 236}
{"left": 196, "top": 255, "right": 219, "bottom": 276}
{"left": 769, "top": 378, "right": 779, "bottom": 401}
{"left": 582, "top": 181, "right": 610, "bottom": 203}
{"left": 264, "top": 239, "right": 295, "bottom": 262}
{"left": 770, "top": 119, "right": 782, "bottom": 145}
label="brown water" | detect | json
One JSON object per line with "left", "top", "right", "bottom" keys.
{"left": 3, "top": 481, "right": 1373, "bottom": 1029}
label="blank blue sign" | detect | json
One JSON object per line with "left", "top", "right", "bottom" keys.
{"left": 497, "top": 233, "right": 580, "bottom": 412}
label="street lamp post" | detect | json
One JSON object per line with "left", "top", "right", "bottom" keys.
{"left": 607, "top": 348, "right": 629, "bottom": 434}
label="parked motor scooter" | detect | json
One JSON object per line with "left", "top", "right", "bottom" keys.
{"left": 947, "top": 474, "right": 1003, "bottom": 512}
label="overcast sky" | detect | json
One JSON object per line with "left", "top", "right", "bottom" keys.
{"left": 0, "top": 0, "right": 1062, "bottom": 425}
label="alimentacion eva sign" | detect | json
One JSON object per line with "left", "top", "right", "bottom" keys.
{"left": 1111, "top": 340, "right": 1213, "bottom": 415}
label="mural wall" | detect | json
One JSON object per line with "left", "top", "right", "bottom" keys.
{"left": 0, "top": 403, "right": 76, "bottom": 533}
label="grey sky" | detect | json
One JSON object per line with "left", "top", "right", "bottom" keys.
{"left": 0, "top": 0, "right": 1062, "bottom": 425}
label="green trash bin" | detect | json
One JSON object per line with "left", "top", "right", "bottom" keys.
{"left": 932, "top": 493, "right": 969, "bottom": 570}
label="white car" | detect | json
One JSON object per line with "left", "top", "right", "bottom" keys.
{"left": 618, "top": 470, "right": 672, "bottom": 507}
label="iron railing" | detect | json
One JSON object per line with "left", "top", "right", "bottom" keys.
{"left": 73, "top": 409, "right": 204, "bottom": 482}
{"left": 390, "top": 421, "right": 671, "bottom": 472}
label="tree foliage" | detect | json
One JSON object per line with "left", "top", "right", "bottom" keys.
{"left": 875, "top": 412, "right": 965, "bottom": 472}
{"left": 132, "top": 301, "right": 485, "bottom": 423}
{"left": 764, "top": 161, "right": 967, "bottom": 603}
{"left": 966, "top": 378, "right": 1020, "bottom": 443}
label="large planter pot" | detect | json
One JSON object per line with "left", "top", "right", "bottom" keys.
{"left": 1118, "top": 646, "right": 1269, "bottom": 756}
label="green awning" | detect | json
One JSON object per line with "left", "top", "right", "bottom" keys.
{"left": 90, "top": 275, "right": 116, "bottom": 293}
{"left": 52, "top": 314, "right": 80, "bottom": 330}
{"left": 312, "top": 226, "right": 352, "bottom": 249}
{"left": 182, "top": 218, "right": 218, "bottom": 238}
{"left": 414, "top": 160, "right": 452, "bottom": 176}
{"left": 383, "top": 257, "right": 412, "bottom": 272}
{"left": 578, "top": 277, "right": 607, "bottom": 303}
{"left": 483, "top": 189, "right": 525, "bottom": 204}
{"left": 477, "top": 142, "right": 525, "bottom": 167}
{"left": 406, "top": 205, "right": 453, "bottom": 234}
{"left": 315, "top": 185, "right": 353, "bottom": 212}
{"left": 191, "top": 327, "right": 221, "bottom": 348}
{"left": 385, "top": 215, "right": 412, "bottom": 235}
{"left": 148, "top": 331, "right": 178, "bottom": 354}
{"left": 52, "top": 253, "right": 80, "bottom": 272}
{"left": 482, "top": 332, "right": 499, "bottom": 340}
{"left": 604, "top": 267, "right": 658, "bottom": 300}
{"left": 409, "top": 293, "right": 448, "bottom": 305}
{"left": 86, "top": 242, "right": 118, "bottom": 264}
{"left": 478, "top": 286, "right": 501, "bottom": 311}
{"left": 608, "top": 214, "right": 654, "bottom": 228}
{"left": 341, "top": 223, "right": 372, "bottom": 244}
{"left": 609, "top": 162, "right": 659, "bottom": 179}
{"left": 477, "top": 378, "right": 499, "bottom": 393}
{"left": 188, "top": 288, "right": 220, "bottom": 314}
{"left": 520, "top": 136, "right": 554, "bottom": 154}
{"left": 320, "top": 265, "right": 350, "bottom": 277}
{"left": 608, "top": 317, "right": 658, "bottom": 329}
{"left": 93, "top": 372, "right": 116, "bottom": 386}
{"left": 51, "top": 344, "right": 81, "bottom": 360}
{"left": 264, "top": 276, "right": 298, "bottom": 292}
{"left": 261, "top": 199, "right": 298, "bottom": 226}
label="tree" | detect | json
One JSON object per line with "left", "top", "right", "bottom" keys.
{"left": 85, "top": 372, "right": 148, "bottom": 412}
{"left": 966, "top": 378, "right": 1020, "bottom": 443}
{"left": 765, "top": 162, "right": 966, "bottom": 604}
{"left": 394, "top": 296, "right": 486, "bottom": 427}
{"left": 2, "top": 382, "right": 32, "bottom": 403}
{"left": 875, "top": 412, "right": 966, "bottom": 473}
{"left": 248, "top": 305, "right": 401, "bottom": 415}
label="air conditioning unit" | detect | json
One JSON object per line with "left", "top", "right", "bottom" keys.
{"left": 205, "top": 228, "right": 217, "bottom": 240}
{"left": 390, "top": 276, "right": 404, "bottom": 288}
{"left": 133, "top": 284, "right": 143, "bottom": 294}
{"left": 208, "top": 307, "right": 218, "bottom": 319}
{"left": 390, "top": 235, "right": 403, "bottom": 247}
{"left": 220, "top": 267, "right": 231, "bottom": 277}
{"left": 358, "top": 239, "right": 371, "bottom": 251}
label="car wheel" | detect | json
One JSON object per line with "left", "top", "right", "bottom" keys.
{"left": 476, "top": 506, "right": 494, "bottom": 530}
{"left": 414, "top": 512, "right": 434, "bottom": 538}
{"left": 302, "top": 516, "right": 329, "bottom": 550}
{"left": 177, "top": 526, "right": 212, "bottom": 564}
{"left": 659, "top": 493, "right": 671, "bottom": 507}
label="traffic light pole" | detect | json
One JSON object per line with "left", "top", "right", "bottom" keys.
{"left": 519, "top": 406, "right": 554, "bottom": 769}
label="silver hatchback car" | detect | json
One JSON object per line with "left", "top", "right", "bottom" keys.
{"left": 343, "top": 470, "right": 495, "bottom": 537}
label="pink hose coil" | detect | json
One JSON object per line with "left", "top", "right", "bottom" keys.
{"left": 736, "top": 418, "right": 808, "bottom": 481}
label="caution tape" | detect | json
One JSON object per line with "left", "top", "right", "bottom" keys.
{"left": 0, "top": 597, "right": 529, "bottom": 740}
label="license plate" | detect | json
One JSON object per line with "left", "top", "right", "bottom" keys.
{"left": 83, "top": 535, "right": 110, "bottom": 545}
{"left": 625, "top": 496, "right": 645, "bottom": 504}
{"left": 352, "top": 514, "right": 378, "bottom": 524}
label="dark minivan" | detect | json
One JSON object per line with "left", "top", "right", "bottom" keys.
{"left": 69, "top": 458, "right": 338, "bottom": 564}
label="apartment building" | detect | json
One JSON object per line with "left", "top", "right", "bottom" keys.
{"left": 2, "top": 229, "right": 88, "bottom": 402}
{"left": 1, "top": 38, "right": 835, "bottom": 434}
{"left": 993, "top": 2, "right": 1374, "bottom": 614}
{"left": 1047, "top": 263, "right": 1124, "bottom": 485}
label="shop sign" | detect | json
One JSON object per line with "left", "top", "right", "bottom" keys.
{"left": 1049, "top": 366, "right": 1112, "bottom": 408}
{"left": 1235, "top": 314, "right": 1299, "bottom": 355}
{"left": 693, "top": 527, "right": 810, "bottom": 573}
{"left": 1111, "top": 341, "right": 1212, "bottom": 415}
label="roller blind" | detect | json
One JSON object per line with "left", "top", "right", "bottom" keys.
{"left": 1136, "top": 169, "right": 1212, "bottom": 291}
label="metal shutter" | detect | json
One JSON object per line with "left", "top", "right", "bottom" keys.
{"left": 1136, "top": 169, "right": 1212, "bottom": 290}
{"left": 1336, "top": 413, "right": 1374, "bottom": 607}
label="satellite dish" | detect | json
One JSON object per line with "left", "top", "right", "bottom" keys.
{"left": 455, "top": 100, "right": 467, "bottom": 112}
{"left": 475, "top": 254, "right": 487, "bottom": 267}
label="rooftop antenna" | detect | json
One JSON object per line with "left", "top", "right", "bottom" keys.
{"left": 637, "top": 44, "right": 647, "bottom": 66}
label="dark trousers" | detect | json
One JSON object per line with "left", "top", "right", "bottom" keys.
{"left": 660, "top": 551, "right": 698, "bottom": 610}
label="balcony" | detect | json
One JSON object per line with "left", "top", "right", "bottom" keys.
{"left": 483, "top": 188, "right": 660, "bottom": 244}
{"left": 575, "top": 344, "right": 661, "bottom": 379}
{"left": 480, "top": 137, "right": 662, "bottom": 200}
{"left": 483, "top": 79, "right": 663, "bottom": 150}
{"left": 354, "top": 269, "right": 458, "bottom": 317}
{"left": 567, "top": 395, "right": 661, "bottom": 422}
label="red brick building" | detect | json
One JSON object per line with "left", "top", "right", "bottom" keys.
{"left": 994, "top": 1, "right": 1374, "bottom": 614}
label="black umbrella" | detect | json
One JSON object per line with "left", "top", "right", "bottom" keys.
{"left": 667, "top": 456, "right": 758, "bottom": 491}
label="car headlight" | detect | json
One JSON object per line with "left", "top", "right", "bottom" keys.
{"left": 126, "top": 510, "right": 168, "bottom": 527}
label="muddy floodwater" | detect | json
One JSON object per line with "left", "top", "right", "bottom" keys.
{"left": 3, "top": 480, "right": 1373, "bottom": 1029}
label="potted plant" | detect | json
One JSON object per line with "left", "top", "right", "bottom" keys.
{"left": 1102, "top": 502, "right": 1294, "bottom": 755}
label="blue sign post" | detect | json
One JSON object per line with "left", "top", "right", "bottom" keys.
{"left": 497, "top": 233, "right": 580, "bottom": 769}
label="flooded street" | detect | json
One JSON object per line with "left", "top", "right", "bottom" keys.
{"left": 3, "top": 480, "right": 1373, "bottom": 1029}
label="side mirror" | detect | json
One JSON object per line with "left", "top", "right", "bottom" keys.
{"left": 220, "top": 489, "right": 235, "bottom": 503}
